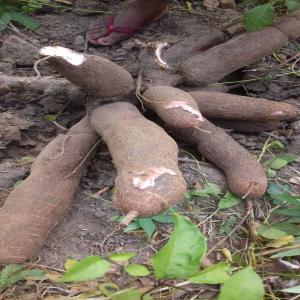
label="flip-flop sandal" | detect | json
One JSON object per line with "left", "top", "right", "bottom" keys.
{"left": 86, "top": 15, "right": 140, "bottom": 46}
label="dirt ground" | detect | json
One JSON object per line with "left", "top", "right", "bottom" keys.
{"left": 1, "top": 0, "right": 300, "bottom": 298}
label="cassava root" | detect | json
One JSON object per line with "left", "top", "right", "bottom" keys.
{"left": 0, "top": 117, "right": 98, "bottom": 263}
{"left": 90, "top": 102, "right": 186, "bottom": 217}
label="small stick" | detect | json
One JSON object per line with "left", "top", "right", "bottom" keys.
{"left": 242, "top": 183, "right": 254, "bottom": 199}
{"left": 32, "top": 56, "right": 51, "bottom": 81}
{"left": 259, "top": 243, "right": 300, "bottom": 257}
{"left": 206, "top": 200, "right": 252, "bottom": 257}
{"left": 120, "top": 210, "right": 139, "bottom": 227}
{"left": 49, "top": 135, "right": 71, "bottom": 161}
{"left": 63, "top": 138, "right": 102, "bottom": 179}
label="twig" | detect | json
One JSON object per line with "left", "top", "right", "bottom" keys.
{"left": 259, "top": 243, "right": 300, "bottom": 256}
{"left": 33, "top": 56, "right": 51, "bottom": 80}
{"left": 205, "top": 200, "right": 252, "bottom": 257}
{"left": 52, "top": 121, "right": 68, "bottom": 132}
{"left": 63, "top": 138, "right": 102, "bottom": 179}
{"left": 49, "top": 135, "right": 71, "bottom": 161}
{"left": 242, "top": 183, "right": 254, "bottom": 199}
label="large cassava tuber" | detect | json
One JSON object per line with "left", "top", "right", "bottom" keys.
{"left": 0, "top": 117, "right": 98, "bottom": 263}
{"left": 172, "top": 119, "right": 268, "bottom": 199}
{"left": 189, "top": 91, "right": 299, "bottom": 121}
{"left": 39, "top": 46, "right": 134, "bottom": 98}
{"left": 181, "top": 10, "right": 300, "bottom": 86}
{"left": 90, "top": 102, "right": 186, "bottom": 217}
{"left": 143, "top": 86, "right": 204, "bottom": 129}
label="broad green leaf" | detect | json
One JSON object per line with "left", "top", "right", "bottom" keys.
{"left": 256, "top": 224, "right": 288, "bottom": 239}
{"left": 266, "top": 168, "right": 277, "bottom": 177}
{"left": 274, "top": 208, "right": 300, "bottom": 217}
{"left": 288, "top": 217, "right": 300, "bottom": 223}
{"left": 219, "top": 215, "right": 237, "bottom": 235}
{"left": 282, "top": 285, "right": 300, "bottom": 293}
{"left": 243, "top": 4, "right": 276, "bottom": 32}
{"left": 0, "top": 264, "right": 44, "bottom": 289}
{"left": 151, "top": 214, "right": 207, "bottom": 280}
{"left": 271, "top": 222, "right": 300, "bottom": 236}
{"left": 9, "top": 10, "right": 40, "bottom": 31}
{"left": 108, "top": 252, "right": 136, "bottom": 262}
{"left": 265, "top": 235, "right": 295, "bottom": 248}
{"left": 64, "top": 259, "right": 78, "bottom": 271}
{"left": 110, "top": 288, "right": 152, "bottom": 300}
{"left": 138, "top": 218, "right": 155, "bottom": 239}
{"left": 271, "top": 248, "right": 300, "bottom": 258}
{"left": 267, "top": 182, "right": 292, "bottom": 197}
{"left": 218, "top": 267, "right": 264, "bottom": 300}
{"left": 17, "top": 156, "right": 35, "bottom": 165}
{"left": 189, "top": 262, "right": 230, "bottom": 284}
{"left": 269, "top": 194, "right": 300, "bottom": 206}
{"left": 43, "top": 114, "right": 57, "bottom": 122}
{"left": 189, "top": 182, "right": 221, "bottom": 197}
{"left": 0, "top": 11, "right": 12, "bottom": 31}
{"left": 58, "top": 256, "right": 110, "bottom": 283}
{"left": 269, "top": 140, "right": 285, "bottom": 150}
{"left": 99, "top": 283, "right": 119, "bottom": 297}
{"left": 285, "top": 0, "right": 300, "bottom": 11}
{"left": 264, "top": 153, "right": 297, "bottom": 170}
{"left": 151, "top": 214, "right": 174, "bottom": 224}
{"left": 218, "top": 192, "right": 241, "bottom": 209}
{"left": 124, "top": 264, "right": 150, "bottom": 277}
{"left": 123, "top": 221, "right": 141, "bottom": 233}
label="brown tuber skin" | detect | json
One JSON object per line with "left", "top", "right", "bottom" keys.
{"left": 143, "top": 86, "right": 204, "bottom": 129}
{"left": 39, "top": 46, "right": 134, "bottom": 98}
{"left": 180, "top": 11, "right": 300, "bottom": 86}
{"left": 90, "top": 102, "right": 186, "bottom": 217}
{"left": 189, "top": 91, "right": 299, "bottom": 121}
{"left": 0, "top": 117, "right": 98, "bottom": 264}
{"left": 172, "top": 118, "right": 268, "bottom": 199}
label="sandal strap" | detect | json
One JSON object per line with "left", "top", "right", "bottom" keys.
{"left": 104, "top": 16, "right": 139, "bottom": 36}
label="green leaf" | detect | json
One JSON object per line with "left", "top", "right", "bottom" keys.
{"left": 267, "top": 182, "right": 292, "bottom": 196}
{"left": 124, "top": 264, "right": 151, "bottom": 277}
{"left": 151, "top": 213, "right": 207, "bottom": 280}
{"left": 218, "top": 267, "right": 264, "bottom": 300}
{"left": 219, "top": 215, "right": 237, "bottom": 235}
{"left": 109, "top": 288, "right": 152, "bottom": 300}
{"left": 188, "top": 262, "right": 230, "bottom": 284}
{"left": 264, "top": 153, "right": 297, "bottom": 170}
{"left": 189, "top": 182, "right": 221, "bottom": 197}
{"left": 274, "top": 208, "right": 300, "bottom": 217}
{"left": 99, "top": 283, "right": 119, "bottom": 297}
{"left": 271, "top": 248, "right": 300, "bottom": 258}
{"left": 43, "top": 114, "right": 57, "bottom": 122}
{"left": 58, "top": 256, "right": 110, "bottom": 283}
{"left": 151, "top": 214, "right": 174, "bottom": 224}
{"left": 285, "top": 0, "right": 300, "bottom": 11}
{"left": 138, "top": 218, "right": 155, "bottom": 239}
{"left": 256, "top": 224, "right": 288, "bottom": 239}
{"left": 243, "top": 4, "right": 276, "bottom": 32}
{"left": 288, "top": 217, "right": 300, "bottom": 224}
{"left": 0, "top": 264, "right": 44, "bottom": 289}
{"left": 0, "top": 11, "right": 12, "bottom": 31}
{"left": 108, "top": 252, "right": 136, "bottom": 262}
{"left": 218, "top": 192, "right": 241, "bottom": 209}
{"left": 271, "top": 222, "right": 300, "bottom": 236}
{"left": 269, "top": 140, "right": 285, "bottom": 150}
{"left": 266, "top": 168, "right": 277, "bottom": 178}
{"left": 269, "top": 194, "right": 300, "bottom": 206}
{"left": 9, "top": 10, "right": 39, "bottom": 31}
{"left": 123, "top": 221, "right": 141, "bottom": 233}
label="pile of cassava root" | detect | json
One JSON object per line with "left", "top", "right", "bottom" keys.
{"left": 0, "top": 10, "right": 300, "bottom": 263}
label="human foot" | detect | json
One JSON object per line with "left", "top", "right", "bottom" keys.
{"left": 86, "top": 0, "right": 167, "bottom": 46}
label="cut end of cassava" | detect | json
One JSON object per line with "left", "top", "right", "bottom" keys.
{"left": 143, "top": 86, "right": 204, "bottom": 129}
{"left": 39, "top": 46, "right": 86, "bottom": 66}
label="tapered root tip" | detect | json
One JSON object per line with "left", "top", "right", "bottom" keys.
{"left": 120, "top": 210, "right": 139, "bottom": 227}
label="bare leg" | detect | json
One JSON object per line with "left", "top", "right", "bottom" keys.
{"left": 86, "top": 0, "right": 168, "bottom": 46}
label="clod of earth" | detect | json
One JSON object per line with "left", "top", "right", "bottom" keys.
{"left": 180, "top": 10, "right": 300, "bottom": 86}
{"left": 143, "top": 86, "right": 204, "bottom": 129}
{"left": 0, "top": 117, "right": 98, "bottom": 263}
{"left": 189, "top": 91, "right": 300, "bottom": 121}
{"left": 90, "top": 102, "right": 186, "bottom": 217}
{"left": 39, "top": 46, "right": 134, "bottom": 98}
